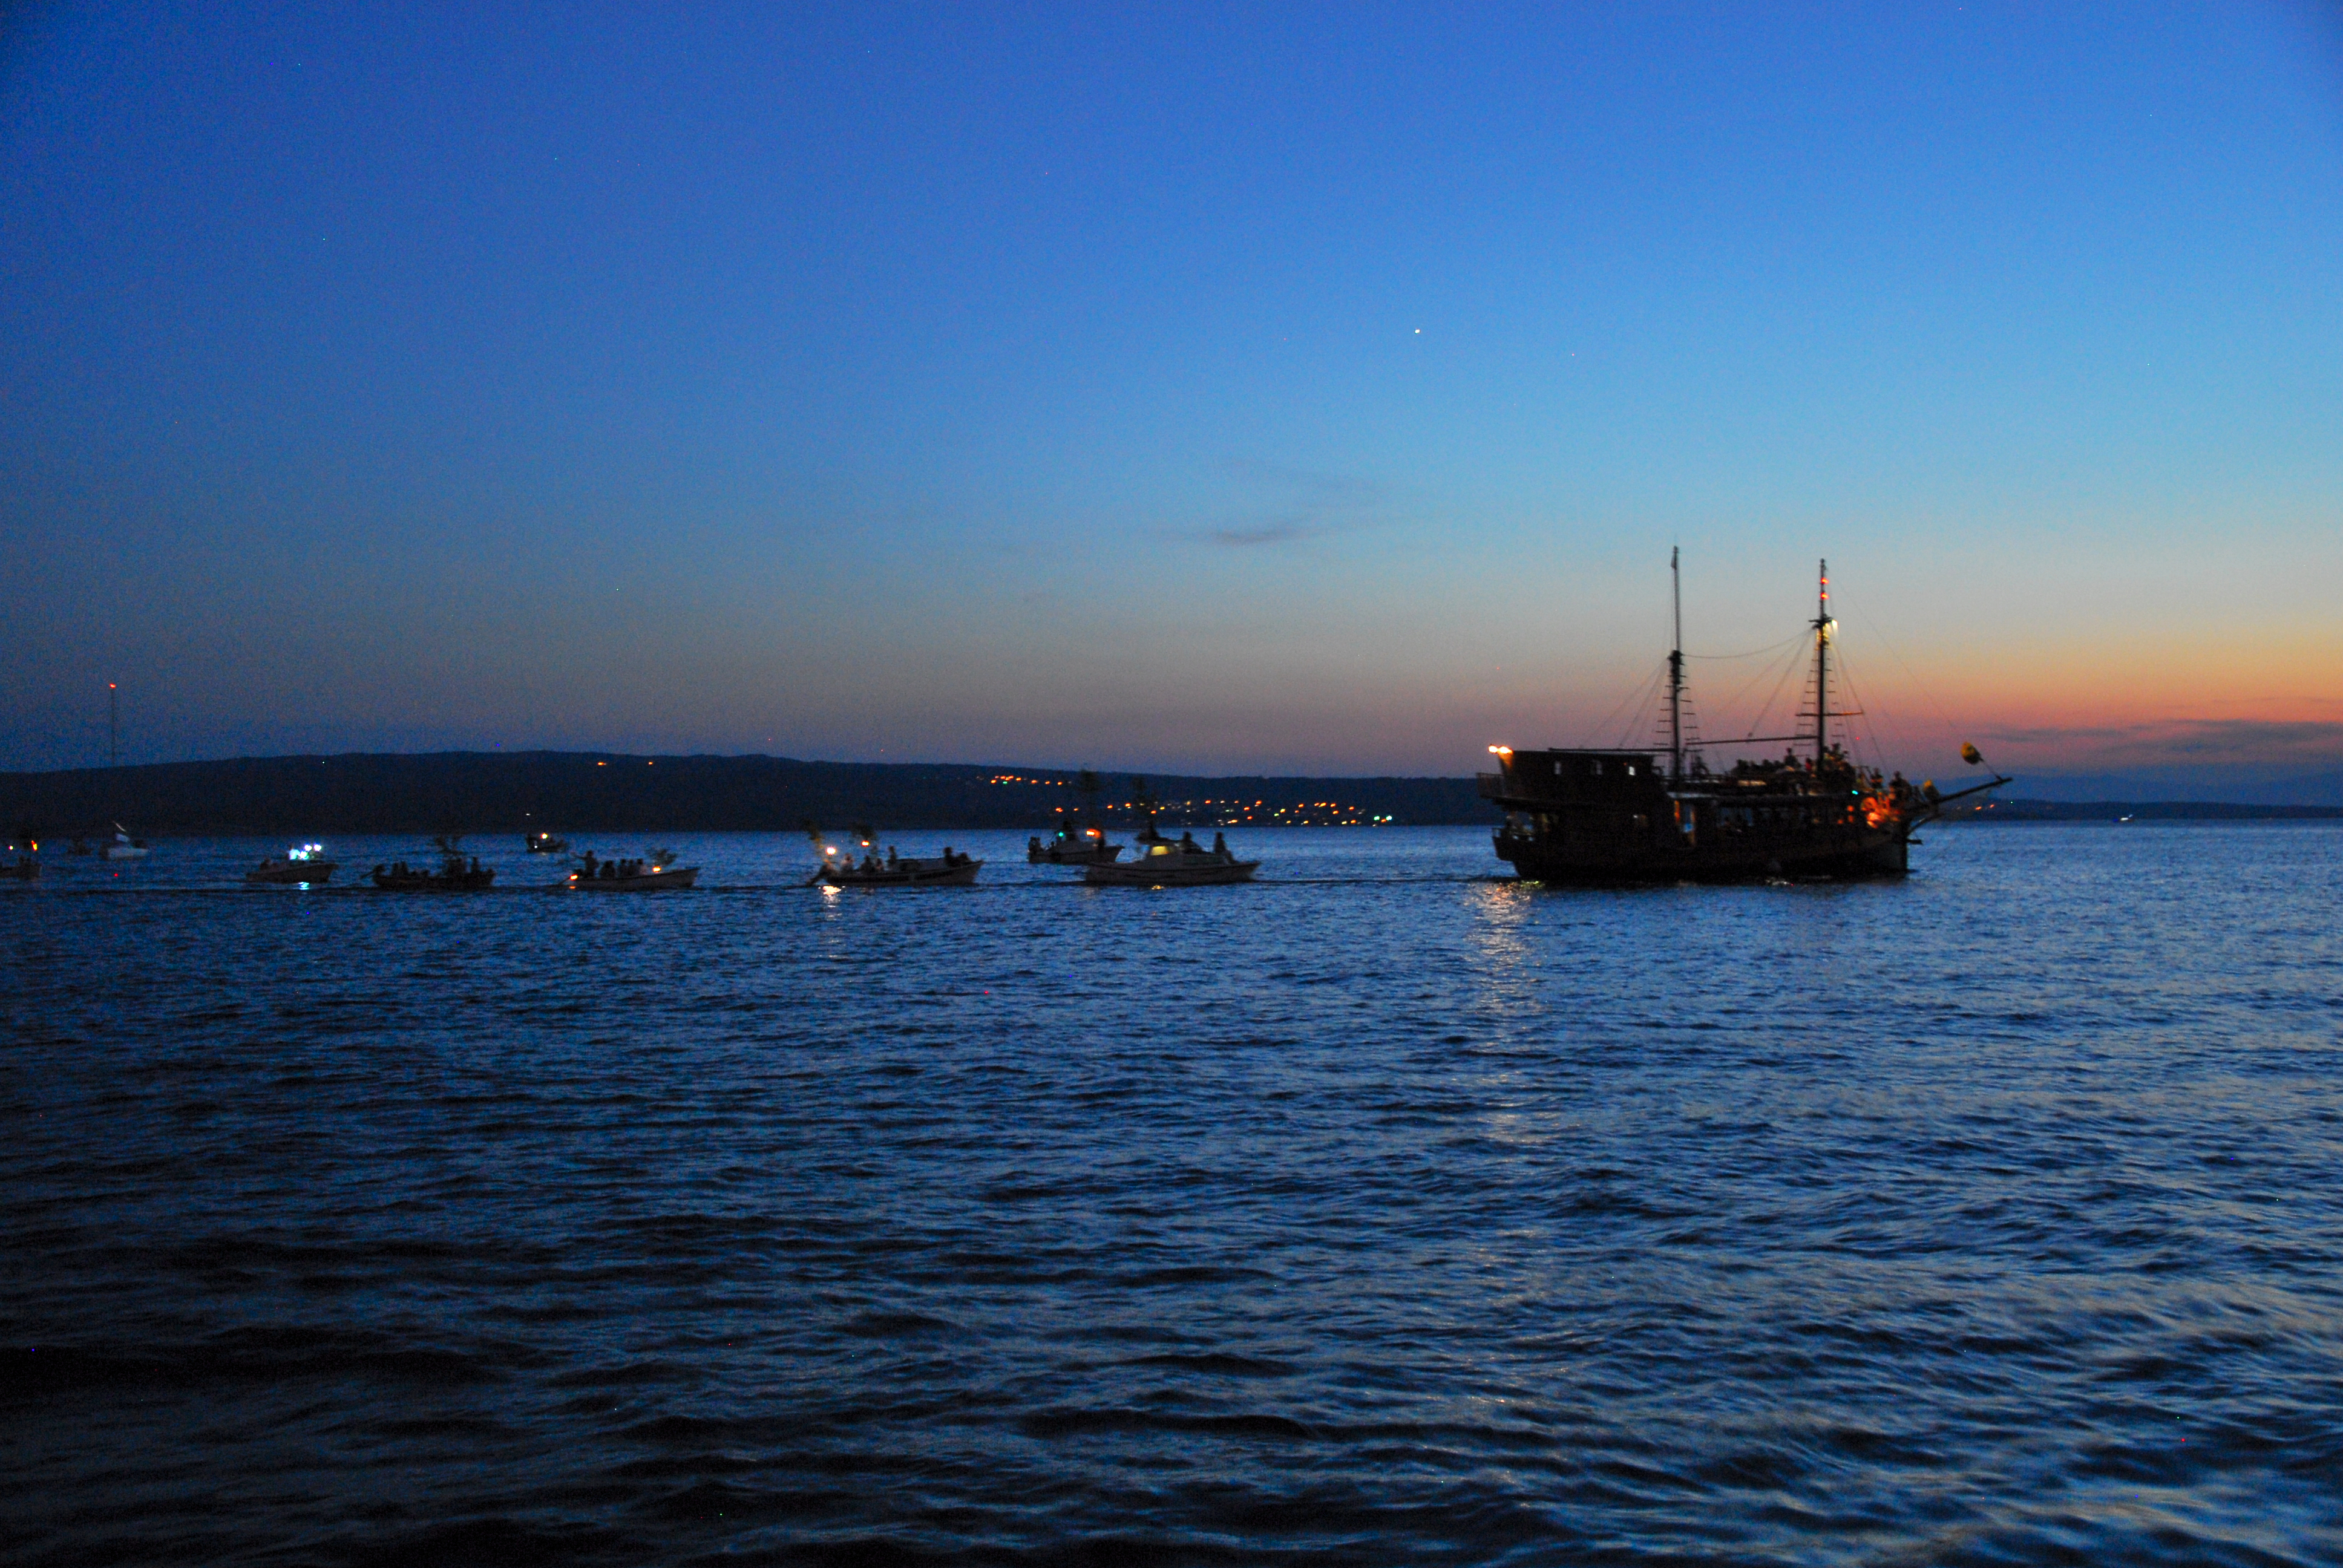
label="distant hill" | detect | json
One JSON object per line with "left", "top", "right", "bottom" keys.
{"left": 0, "top": 753, "right": 1493, "bottom": 835}
{"left": 8, "top": 754, "right": 2338, "bottom": 838}
{"left": 1944, "top": 797, "right": 2343, "bottom": 822}
{"left": 1998, "top": 768, "right": 2343, "bottom": 807}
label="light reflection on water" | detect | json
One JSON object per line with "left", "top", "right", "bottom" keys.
{"left": 3, "top": 823, "right": 2341, "bottom": 1564}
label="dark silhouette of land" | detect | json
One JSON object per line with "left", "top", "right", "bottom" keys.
{"left": 1939, "top": 797, "right": 2343, "bottom": 822}
{"left": 4, "top": 753, "right": 2338, "bottom": 837}
{"left": 0, "top": 753, "right": 1491, "bottom": 835}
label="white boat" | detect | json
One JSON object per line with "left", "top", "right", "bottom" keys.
{"left": 1082, "top": 830, "right": 1257, "bottom": 886}
{"left": 104, "top": 825, "right": 149, "bottom": 860}
{"left": 246, "top": 844, "right": 336, "bottom": 884}
{"left": 568, "top": 849, "right": 698, "bottom": 891}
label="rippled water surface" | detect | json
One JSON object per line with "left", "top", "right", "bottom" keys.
{"left": 5, "top": 825, "right": 2341, "bottom": 1566}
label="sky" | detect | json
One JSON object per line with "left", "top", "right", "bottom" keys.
{"left": 4, "top": 2, "right": 2341, "bottom": 796}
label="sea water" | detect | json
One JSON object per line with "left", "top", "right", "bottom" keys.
{"left": 4, "top": 824, "right": 2340, "bottom": 1565}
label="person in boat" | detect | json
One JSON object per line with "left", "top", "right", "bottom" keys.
{"left": 581, "top": 850, "right": 598, "bottom": 877}
{"left": 1213, "top": 832, "right": 1229, "bottom": 856}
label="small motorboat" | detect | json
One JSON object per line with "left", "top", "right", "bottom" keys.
{"left": 1082, "top": 830, "right": 1257, "bottom": 887}
{"left": 372, "top": 859, "right": 495, "bottom": 891}
{"left": 103, "top": 825, "right": 149, "bottom": 860}
{"left": 566, "top": 849, "right": 698, "bottom": 891}
{"left": 246, "top": 844, "right": 336, "bottom": 885}
{"left": 1, "top": 856, "right": 37, "bottom": 883}
{"left": 811, "top": 845, "right": 982, "bottom": 887}
{"left": 1027, "top": 812, "right": 1124, "bottom": 865}
{"left": 525, "top": 831, "right": 571, "bottom": 854}
{"left": 370, "top": 836, "right": 494, "bottom": 891}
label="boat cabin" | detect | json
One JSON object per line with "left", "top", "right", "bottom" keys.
{"left": 1480, "top": 749, "right": 1671, "bottom": 849}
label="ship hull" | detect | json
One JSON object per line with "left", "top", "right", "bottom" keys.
{"left": 1495, "top": 827, "right": 1908, "bottom": 885}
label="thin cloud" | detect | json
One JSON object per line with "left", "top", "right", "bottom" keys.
{"left": 1988, "top": 719, "right": 2343, "bottom": 765}
{"left": 1207, "top": 520, "right": 1316, "bottom": 547}
{"left": 1224, "top": 459, "right": 1387, "bottom": 511}
{"left": 1180, "top": 459, "right": 1391, "bottom": 549}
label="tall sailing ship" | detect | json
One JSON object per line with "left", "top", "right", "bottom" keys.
{"left": 1480, "top": 557, "right": 2008, "bottom": 883}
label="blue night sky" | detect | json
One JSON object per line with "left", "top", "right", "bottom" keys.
{"left": 5, "top": 2, "right": 2341, "bottom": 792}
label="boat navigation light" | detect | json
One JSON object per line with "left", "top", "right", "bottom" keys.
{"left": 1489, "top": 744, "right": 1513, "bottom": 757}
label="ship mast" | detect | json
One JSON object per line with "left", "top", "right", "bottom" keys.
{"left": 1810, "top": 559, "right": 1830, "bottom": 763}
{"left": 1668, "top": 547, "right": 1684, "bottom": 782}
